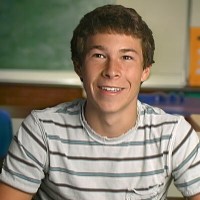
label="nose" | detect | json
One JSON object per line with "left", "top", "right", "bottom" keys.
{"left": 102, "top": 59, "right": 121, "bottom": 79}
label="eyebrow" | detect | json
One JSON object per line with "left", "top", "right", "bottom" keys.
{"left": 87, "top": 45, "right": 139, "bottom": 54}
{"left": 87, "top": 45, "right": 105, "bottom": 52}
{"left": 120, "top": 48, "right": 139, "bottom": 54}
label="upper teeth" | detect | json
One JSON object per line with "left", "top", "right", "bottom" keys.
{"left": 101, "top": 87, "right": 121, "bottom": 92}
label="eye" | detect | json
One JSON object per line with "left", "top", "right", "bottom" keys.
{"left": 93, "top": 53, "right": 105, "bottom": 59}
{"left": 122, "top": 55, "right": 133, "bottom": 60}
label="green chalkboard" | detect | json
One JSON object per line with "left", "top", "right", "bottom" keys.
{"left": 0, "top": 0, "right": 114, "bottom": 70}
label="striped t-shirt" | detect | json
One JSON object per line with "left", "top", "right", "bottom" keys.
{"left": 0, "top": 99, "right": 200, "bottom": 200}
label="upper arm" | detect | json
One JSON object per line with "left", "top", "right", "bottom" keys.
{"left": 188, "top": 193, "right": 200, "bottom": 200}
{"left": 0, "top": 182, "right": 33, "bottom": 200}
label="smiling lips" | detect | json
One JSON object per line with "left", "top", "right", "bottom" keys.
{"left": 99, "top": 86, "right": 123, "bottom": 93}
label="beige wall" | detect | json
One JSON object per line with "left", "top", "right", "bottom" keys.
{"left": 117, "top": 0, "right": 189, "bottom": 88}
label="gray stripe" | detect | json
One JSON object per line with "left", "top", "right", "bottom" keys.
{"left": 13, "top": 136, "right": 44, "bottom": 168}
{"left": 4, "top": 166, "right": 41, "bottom": 184}
{"left": 49, "top": 167, "right": 164, "bottom": 178}
{"left": 22, "top": 122, "right": 47, "bottom": 151}
{"left": 176, "top": 177, "right": 200, "bottom": 188}
{"left": 173, "top": 143, "right": 200, "bottom": 172}
{"left": 47, "top": 135, "right": 171, "bottom": 146}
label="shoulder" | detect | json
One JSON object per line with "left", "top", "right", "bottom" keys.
{"left": 24, "top": 98, "right": 85, "bottom": 123}
{"left": 20, "top": 98, "right": 85, "bottom": 139}
{"left": 138, "top": 100, "right": 182, "bottom": 123}
{"left": 137, "top": 100, "right": 193, "bottom": 140}
{"left": 34, "top": 98, "right": 85, "bottom": 117}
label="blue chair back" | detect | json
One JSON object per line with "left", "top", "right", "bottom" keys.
{"left": 0, "top": 110, "right": 13, "bottom": 158}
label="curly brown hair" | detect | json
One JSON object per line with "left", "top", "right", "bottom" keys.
{"left": 71, "top": 4, "right": 155, "bottom": 73}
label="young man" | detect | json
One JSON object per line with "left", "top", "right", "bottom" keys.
{"left": 0, "top": 4, "right": 200, "bottom": 200}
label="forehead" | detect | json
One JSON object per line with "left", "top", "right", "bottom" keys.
{"left": 85, "top": 33, "right": 142, "bottom": 52}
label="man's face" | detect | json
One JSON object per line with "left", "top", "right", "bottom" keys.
{"left": 78, "top": 33, "right": 150, "bottom": 115}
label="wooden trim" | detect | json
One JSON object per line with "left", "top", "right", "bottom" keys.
{"left": 1, "top": 82, "right": 199, "bottom": 119}
{"left": 0, "top": 83, "right": 83, "bottom": 118}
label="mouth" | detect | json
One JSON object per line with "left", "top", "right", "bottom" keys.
{"left": 99, "top": 86, "right": 123, "bottom": 93}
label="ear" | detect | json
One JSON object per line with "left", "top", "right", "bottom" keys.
{"left": 141, "top": 65, "right": 151, "bottom": 82}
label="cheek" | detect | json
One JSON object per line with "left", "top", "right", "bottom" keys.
{"left": 126, "top": 69, "right": 144, "bottom": 84}
{"left": 82, "top": 63, "right": 102, "bottom": 82}
{"left": 82, "top": 70, "right": 96, "bottom": 92}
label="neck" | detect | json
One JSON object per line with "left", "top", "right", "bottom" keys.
{"left": 84, "top": 102, "right": 138, "bottom": 138}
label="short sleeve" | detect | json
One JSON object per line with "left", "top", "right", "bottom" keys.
{"left": 0, "top": 111, "right": 48, "bottom": 194}
{"left": 171, "top": 117, "right": 200, "bottom": 197}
